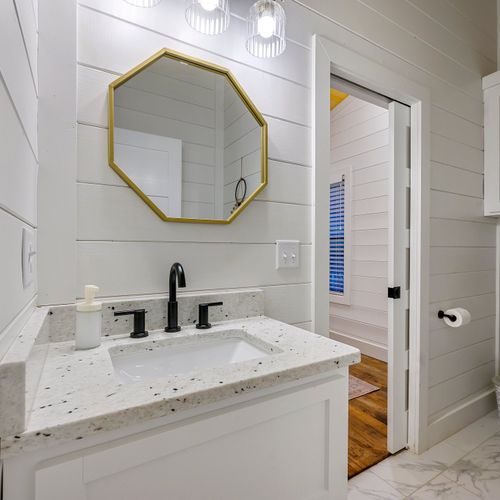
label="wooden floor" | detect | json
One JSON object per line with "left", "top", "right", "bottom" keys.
{"left": 348, "top": 354, "right": 390, "bottom": 478}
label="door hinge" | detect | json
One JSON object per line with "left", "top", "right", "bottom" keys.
{"left": 388, "top": 286, "right": 401, "bottom": 299}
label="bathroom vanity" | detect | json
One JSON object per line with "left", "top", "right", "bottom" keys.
{"left": 0, "top": 290, "right": 359, "bottom": 500}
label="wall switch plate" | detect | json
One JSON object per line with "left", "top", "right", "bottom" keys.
{"left": 22, "top": 228, "right": 36, "bottom": 288}
{"left": 276, "top": 240, "right": 299, "bottom": 269}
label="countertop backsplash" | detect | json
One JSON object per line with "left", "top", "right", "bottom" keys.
{"left": 47, "top": 288, "right": 264, "bottom": 342}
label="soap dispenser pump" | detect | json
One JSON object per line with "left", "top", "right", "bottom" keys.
{"left": 75, "top": 285, "right": 102, "bottom": 350}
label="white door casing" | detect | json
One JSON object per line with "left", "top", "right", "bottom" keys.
{"left": 387, "top": 101, "right": 411, "bottom": 453}
{"left": 313, "top": 34, "right": 430, "bottom": 453}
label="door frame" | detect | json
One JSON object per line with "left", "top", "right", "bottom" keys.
{"left": 312, "top": 34, "right": 430, "bottom": 454}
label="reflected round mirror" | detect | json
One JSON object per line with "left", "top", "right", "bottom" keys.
{"left": 108, "top": 49, "right": 268, "bottom": 223}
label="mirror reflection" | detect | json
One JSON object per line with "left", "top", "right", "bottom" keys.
{"left": 110, "top": 51, "right": 267, "bottom": 223}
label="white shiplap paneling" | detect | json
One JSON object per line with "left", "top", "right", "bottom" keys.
{"left": 0, "top": 0, "right": 38, "bottom": 354}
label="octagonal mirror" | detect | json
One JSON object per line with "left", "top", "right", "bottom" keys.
{"left": 108, "top": 48, "right": 268, "bottom": 224}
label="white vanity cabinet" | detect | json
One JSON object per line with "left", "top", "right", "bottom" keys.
{"left": 3, "top": 372, "right": 349, "bottom": 500}
{"left": 483, "top": 71, "right": 500, "bottom": 215}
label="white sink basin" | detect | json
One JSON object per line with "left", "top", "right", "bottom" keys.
{"left": 110, "top": 334, "right": 271, "bottom": 384}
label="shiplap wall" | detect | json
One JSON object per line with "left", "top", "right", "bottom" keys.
{"left": 329, "top": 95, "right": 389, "bottom": 362}
{"left": 0, "top": 0, "right": 38, "bottom": 358}
{"left": 74, "top": 0, "right": 312, "bottom": 330}
{"left": 42, "top": 0, "right": 495, "bottom": 447}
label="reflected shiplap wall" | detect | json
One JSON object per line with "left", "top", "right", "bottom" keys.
{"left": 223, "top": 87, "right": 261, "bottom": 218}
{"left": 0, "top": 0, "right": 38, "bottom": 358}
{"left": 114, "top": 60, "right": 220, "bottom": 219}
{"left": 329, "top": 96, "right": 390, "bottom": 362}
{"left": 41, "top": 0, "right": 496, "bottom": 447}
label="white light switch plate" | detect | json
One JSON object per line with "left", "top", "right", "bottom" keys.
{"left": 22, "top": 228, "right": 36, "bottom": 288}
{"left": 276, "top": 240, "right": 299, "bottom": 269}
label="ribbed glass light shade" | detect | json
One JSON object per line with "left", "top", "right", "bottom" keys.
{"left": 185, "top": 0, "right": 230, "bottom": 35}
{"left": 123, "top": 0, "right": 162, "bottom": 7}
{"left": 246, "top": 0, "right": 286, "bottom": 58}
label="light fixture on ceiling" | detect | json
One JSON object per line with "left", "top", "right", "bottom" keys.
{"left": 123, "top": 0, "right": 162, "bottom": 7}
{"left": 246, "top": 0, "right": 286, "bottom": 58}
{"left": 185, "top": 0, "right": 230, "bottom": 35}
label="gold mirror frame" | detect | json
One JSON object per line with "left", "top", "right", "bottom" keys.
{"left": 108, "top": 48, "right": 268, "bottom": 224}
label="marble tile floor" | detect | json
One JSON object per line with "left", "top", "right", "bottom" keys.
{"left": 348, "top": 410, "right": 500, "bottom": 499}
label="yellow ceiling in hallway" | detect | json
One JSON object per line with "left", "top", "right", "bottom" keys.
{"left": 330, "top": 87, "right": 349, "bottom": 110}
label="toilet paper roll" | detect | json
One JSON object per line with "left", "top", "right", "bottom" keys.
{"left": 443, "top": 307, "right": 471, "bottom": 328}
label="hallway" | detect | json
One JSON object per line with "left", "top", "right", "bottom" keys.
{"left": 349, "top": 355, "right": 390, "bottom": 477}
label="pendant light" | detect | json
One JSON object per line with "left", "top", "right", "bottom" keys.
{"left": 185, "top": 0, "right": 230, "bottom": 35}
{"left": 123, "top": 0, "right": 162, "bottom": 7}
{"left": 246, "top": 0, "right": 286, "bottom": 58}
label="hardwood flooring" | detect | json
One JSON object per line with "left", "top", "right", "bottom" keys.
{"left": 348, "top": 354, "right": 390, "bottom": 478}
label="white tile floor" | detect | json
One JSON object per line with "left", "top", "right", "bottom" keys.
{"left": 348, "top": 410, "right": 500, "bottom": 499}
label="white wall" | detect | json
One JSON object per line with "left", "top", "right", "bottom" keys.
{"left": 329, "top": 95, "right": 389, "bottom": 362}
{"left": 70, "top": 0, "right": 312, "bottom": 329}
{"left": 302, "top": 0, "right": 496, "bottom": 447}
{"left": 39, "top": 0, "right": 496, "bottom": 448}
{"left": 0, "top": 0, "right": 38, "bottom": 358}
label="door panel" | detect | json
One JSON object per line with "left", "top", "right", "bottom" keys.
{"left": 387, "top": 101, "right": 411, "bottom": 453}
{"left": 114, "top": 127, "right": 182, "bottom": 217}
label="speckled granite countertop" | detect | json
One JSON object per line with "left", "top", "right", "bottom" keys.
{"left": 2, "top": 316, "right": 359, "bottom": 457}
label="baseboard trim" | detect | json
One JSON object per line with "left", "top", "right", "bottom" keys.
{"left": 329, "top": 330, "right": 387, "bottom": 362}
{"left": 427, "top": 388, "right": 497, "bottom": 448}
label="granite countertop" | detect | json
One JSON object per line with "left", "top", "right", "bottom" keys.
{"left": 2, "top": 316, "right": 359, "bottom": 457}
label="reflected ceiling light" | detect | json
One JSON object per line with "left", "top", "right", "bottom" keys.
{"left": 185, "top": 0, "right": 230, "bottom": 35}
{"left": 123, "top": 0, "right": 162, "bottom": 7}
{"left": 246, "top": 0, "right": 286, "bottom": 58}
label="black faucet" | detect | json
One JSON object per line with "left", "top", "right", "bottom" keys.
{"left": 196, "top": 302, "right": 223, "bottom": 329}
{"left": 165, "top": 262, "right": 186, "bottom": 332}
{"left": 114, "top": 309, "right": 148, "bottom": 338}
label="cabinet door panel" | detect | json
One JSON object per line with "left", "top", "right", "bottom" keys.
{"left": 33, "top": 375, "right": 348, "bottom": 500}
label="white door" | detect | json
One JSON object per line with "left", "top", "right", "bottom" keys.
{"left": 114, "top": 127, "right": 182, "bottom": 217}
{"left": 387, "top": 101, "right": 411, "bottom": 453}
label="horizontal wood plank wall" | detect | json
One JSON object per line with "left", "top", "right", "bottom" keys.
{"left": 75, "top": 0, "right": 312, "bottom": 328}
{"left": 71, "top": 0, "right": 496, "bottom": 444}
{"left": 301, "top": 0, "right": 496, "bottom": 445}
{"left": 0, "top": 0, "right": 38, "bottom": 357}
{"left": 329, "top": 96, "right": 389, "bottom": 361}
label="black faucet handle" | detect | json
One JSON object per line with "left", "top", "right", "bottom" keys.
{"left": 196, "top": 302, "right": 223, "bottom": 330}
{"left": 114, "top": 309, "right": 148, "bottom": 338}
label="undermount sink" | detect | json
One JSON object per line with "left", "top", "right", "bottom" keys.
{"left": 110, "top": 332, "right": 272, "bottom": 384}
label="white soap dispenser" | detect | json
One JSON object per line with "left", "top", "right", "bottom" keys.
{"left": 75, "top": 285, "right": 102, "bottom": 350}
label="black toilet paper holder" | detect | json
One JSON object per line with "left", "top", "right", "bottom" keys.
{"left": 438, "top": 310, "right": 457, "bottom": 322}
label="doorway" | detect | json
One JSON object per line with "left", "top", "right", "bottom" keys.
{"left": 328, "top": 76, "right": 411, "bottom": 477}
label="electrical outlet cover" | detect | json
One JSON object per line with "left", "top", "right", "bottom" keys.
{"left": 22, "top": 227, "right": 36, "bottom": 288}
{"left": 276, "top": 240, "right": 299, "bottom": 269}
